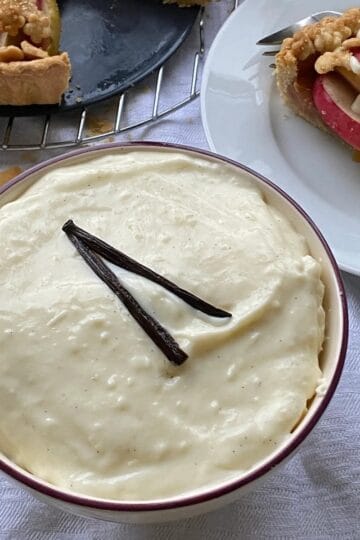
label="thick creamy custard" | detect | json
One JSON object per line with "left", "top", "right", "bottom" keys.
{"left": 0, "top": 150, "right": 325, "bottom": 500}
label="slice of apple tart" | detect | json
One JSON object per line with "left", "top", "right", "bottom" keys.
{"left": 276, "top": 8, "right": 360, "bottom": 151}
{"left": 0, "top": 0, "right": 70, "bottom": 105}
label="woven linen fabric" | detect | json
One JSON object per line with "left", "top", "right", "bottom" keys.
{"left": 0, "top": 1, "right": 359, "bottom": 538}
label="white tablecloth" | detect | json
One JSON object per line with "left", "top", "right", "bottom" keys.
{"left": 0, "top": 2, "right": 359, "bottom": 538}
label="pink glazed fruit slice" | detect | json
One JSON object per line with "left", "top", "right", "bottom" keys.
{"left": 313, "top": 72, "right": 360, "bottom": 150}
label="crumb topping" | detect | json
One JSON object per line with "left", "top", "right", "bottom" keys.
{"left": 21, "top": 39, "right": 48, "bottom": 58}
{"left": 0, "top": 44, "right": 24, "bottom": 61}
{"left": 315, "top": 36, "right": 360, "bottom": 74}
{"left": 276, "top": 8, "right": 360, "bottom": 70}
{"left": 0, "top": 39, "right": 48, "bottom": 62}
{"left": 0, "top": 0, "right": 50, "bottom": 43}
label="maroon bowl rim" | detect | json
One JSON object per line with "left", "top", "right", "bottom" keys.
{"left": 0, "top": 141, "right": 348, "bottom": 513}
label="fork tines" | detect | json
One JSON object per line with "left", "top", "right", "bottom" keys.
{"left": 257, "top": 10, "right": 342, "bottom": 47}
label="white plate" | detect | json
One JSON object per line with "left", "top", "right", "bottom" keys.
{"left": 201, "top": 0, "right": 360, "bottom": 275}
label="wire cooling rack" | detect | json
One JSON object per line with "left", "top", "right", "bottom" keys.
{"left": 0, "top": 1, "right": 238, "bottom": 152}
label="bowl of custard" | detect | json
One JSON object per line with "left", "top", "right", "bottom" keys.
{"left": 0, "top": 143, "right": 347, "bottom": 523}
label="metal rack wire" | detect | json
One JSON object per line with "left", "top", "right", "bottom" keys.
{"left": 0, "top": 2, "right": 237, "bottom": 152}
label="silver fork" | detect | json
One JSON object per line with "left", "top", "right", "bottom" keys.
{"left": 257, "top": 10, "right": 342, "bottom": 62}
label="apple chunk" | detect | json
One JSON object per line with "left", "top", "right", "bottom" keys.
{"left": 313, "top": 73, "right": 360, "bottom": 150}
{"left": 337, "top": 49, "right": 360, "bottom": 93}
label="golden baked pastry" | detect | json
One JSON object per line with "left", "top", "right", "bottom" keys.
{"left": 276, "top": 8, "right": 360, "bottom": 150}
{"left": 0, "top": 0, "right": 70, "bottom": 105}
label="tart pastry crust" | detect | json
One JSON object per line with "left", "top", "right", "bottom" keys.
{"left": 275, "top": 8, "right": 360, "bottom": 133}
{"left": 0, "top": 52, "right": 70, "bottom": 105}
{"left": 0, "top": 0, "right": 70, "bottom": 105}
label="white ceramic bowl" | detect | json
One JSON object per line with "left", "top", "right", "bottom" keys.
{"left": 0, "top": 143, "right": 348, "bottom": 524}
